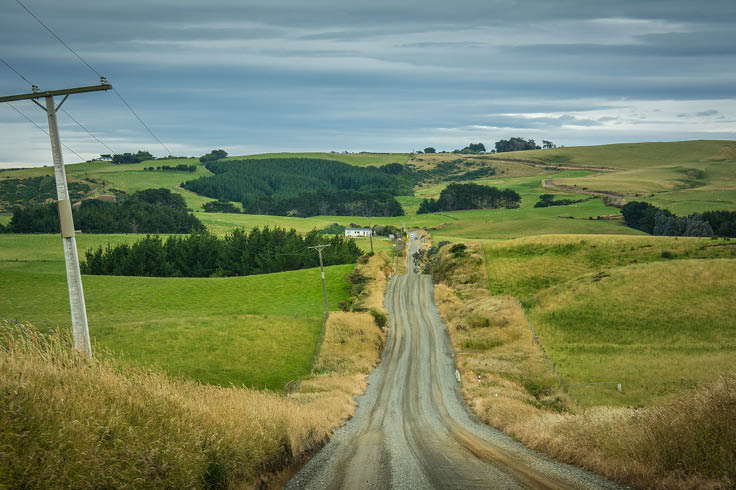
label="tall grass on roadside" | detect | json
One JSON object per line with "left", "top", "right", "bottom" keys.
{"left": 515, "top": 374, "right": 736, "bottom": 489}
{"left": 0, "top": 323, "right": 348, "bottom": 489}
{"left": 432, "top": 241, "right": 736, "bottom": 489}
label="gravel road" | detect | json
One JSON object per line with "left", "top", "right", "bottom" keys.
{"left": 285, "top": 238, "right": 624, "bottom": 490}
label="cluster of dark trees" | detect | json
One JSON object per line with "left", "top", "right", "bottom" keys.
{"left": 458, "top": 143, "right": 487, "bottom": 154}
{"left": 199, "top": 149, "right": 228, "bottom": 163}
{"left": 417, "top": 183, "right": 521, "bottom": 214}
{"left": 533, "top": 194, "right": 587, "bottom": 208}
{"left": 202, "top": 200, "right": 240, "bottom": 213}
{"left": 0, "top": 176, "right": 90, "bottom": 208}
{"left": 144, "top": 164, "right": 196, "bottom": 172}
{"left": 111, "top": 151, "right": 153, "bottom": 164}
{"left": 80, "top": 227, "right": 362, "bottom": 277}
{"left": 245, "top": 190, "right": 405, "bottom": 217}
{"left": 495, "top": 137, "right": 540, "bottom": 153}
{"left": 423, "top": 138, "right": 555, "bottom": 154}
{"left": 621, "top": 201, "right": 736, "bottom": 237}
{"left": 182, "top": 158, "right": 410, "bottom": 217}
{"left": 4, "top": 188, "right": 203, "bottom": 234}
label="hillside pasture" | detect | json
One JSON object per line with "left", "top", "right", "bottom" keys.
{"left": 0, "top": 233, "right": 354, "bottom": 390}
{"left": 481, "top": 234, "right": 736, "bottom": 406}
{"left": 516, "top": 140, "right": 736, "bottom": 170}
{"left": 0, "top": 158, "right": 217, "bottom": 211}
{"left": 507, "top": 140, "right": 736, "bottom": 215}
{"left": 535, "top": 259, "right": 736, "bottom": 407}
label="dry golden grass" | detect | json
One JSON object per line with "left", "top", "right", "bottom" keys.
{"left": 432, "top": 241, "right": 736, "bottom": 489}
{"left": 0, "top": 254, "right": 392, "bottom": 489}
{"left": 407, "top": 153, "right": 550, "bottom": 179}
{"left": 0, "top": 324, "right": 343, "bottom": 489}
{"left": 356, "top": 252, "right": 392, "bottom": 314}
{"left": 312, "top": 312, "right": 385, "bottom": 376}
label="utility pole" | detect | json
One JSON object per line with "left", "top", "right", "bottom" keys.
{"left": 308, "top": 244, "right": 330, "bottom": 318}
{"left": 368, "top": 218, "right": 374, "bottom": 254}
{"left": 0, "top": 80, "right": 112, "bottom": 358}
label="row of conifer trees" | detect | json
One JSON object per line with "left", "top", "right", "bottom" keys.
{"left": 80, "top": 227, "right": 363, "bottom": 277}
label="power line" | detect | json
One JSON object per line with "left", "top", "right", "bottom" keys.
{"left": 14, "top": 0, "right": 172, "bottom": 155}
{"left": 0, "top": 55, "right": 116, "bottom": 155}
{"left": 4, "top": 102, "right": 87, "bottom": 162}
{"left": 13, "top": 0, "right": 102, "bottom": 78}
{"left": 111, "top": 88, "right": 171, "bottom": 155}
{"left": 0, "top": 56, "right": 34, "bottom": 86}
{"left": 59, "top": 108, "right": 116, "bottom": 154}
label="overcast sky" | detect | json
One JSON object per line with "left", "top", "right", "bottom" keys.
{"left": 1, "top": 0, "right": 735, "bottom": 167}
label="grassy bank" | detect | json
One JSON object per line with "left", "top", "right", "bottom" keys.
{"left": 431, "top": 240, "right": 735, "bottom": 488}
{"left": 0, "top": 252, "right": 392, "bottom": 489}
{"left": 482, "top": 235, "right": 736, "bottom": 406}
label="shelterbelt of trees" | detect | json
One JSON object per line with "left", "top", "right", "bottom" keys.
{"left": 182, "top": 158, "right": 410, "bottom": 217}
{"left": 418, "top": 183, "right": 521, "bottom": 214}
{"left": 621, "top": 201, "right": 736, "bottom": 237}
{"left": 81, "top": 227, "right": 362, "bottom": 277}
{"left": 2, "top": 188, "right": 203, "bottom": 234}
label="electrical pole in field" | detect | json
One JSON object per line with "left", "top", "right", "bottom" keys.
{"left": 308, "top": 244, "right": 331, "bottom": 318}
{"left": 0, "top": 80, "right": 112, "bottom": 359}
{"left": 368, "top": 218, "right": 374, "bottom": 254}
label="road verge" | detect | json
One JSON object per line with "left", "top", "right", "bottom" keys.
{"left": 429, "top": 242, "right": 735, "bottom": 489}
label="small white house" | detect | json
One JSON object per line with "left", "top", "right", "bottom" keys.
{"left": 344, "top": 228, "right": 372, "bottom": 238}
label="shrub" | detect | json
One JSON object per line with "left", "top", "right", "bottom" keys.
{"left": 369, "top": 308, "right": 387, "bottom": 329}
{"left": 450, "top": 243, "right": 467, "bottom": 258}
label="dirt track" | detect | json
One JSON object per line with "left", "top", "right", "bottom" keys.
{"left": 285, "top": 239, "right": 623, "bottom": 490}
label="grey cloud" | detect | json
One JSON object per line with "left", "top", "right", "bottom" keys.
{"left": 481, "top": 114, "right": 604, "bottom": 129}
{"left": 1, "top": 0, "right": 736, "bottom": 166}
{"left": 677, "top": 109, "right": 721, "bottom": 118}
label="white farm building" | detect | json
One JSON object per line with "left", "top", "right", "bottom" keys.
{"left": 344, "top": 228, "right": 372, "bottom": 238}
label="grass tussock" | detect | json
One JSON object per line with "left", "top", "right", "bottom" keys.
{"left": 432, "top": 240, "right": 736, "bottom": 489}
{"left": 0, "top": 255, "right": 392, "bottom": 489}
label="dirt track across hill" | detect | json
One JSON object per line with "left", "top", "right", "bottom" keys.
{"left": 285, "top": 239, "right": 624, "bottom": 490}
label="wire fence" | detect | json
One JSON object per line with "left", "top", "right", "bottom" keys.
{"left": 509, "top": 297, "right": 567, "bottom": 389}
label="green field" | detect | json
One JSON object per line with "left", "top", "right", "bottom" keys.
{"left": 0, "top": 234, "right": 354, "bottom": 390}
{"left": 516, "top": 140, "right": 735, "bottom": 170}
{"left": 482, "top": 234, "right": 736, "bottom": 406}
